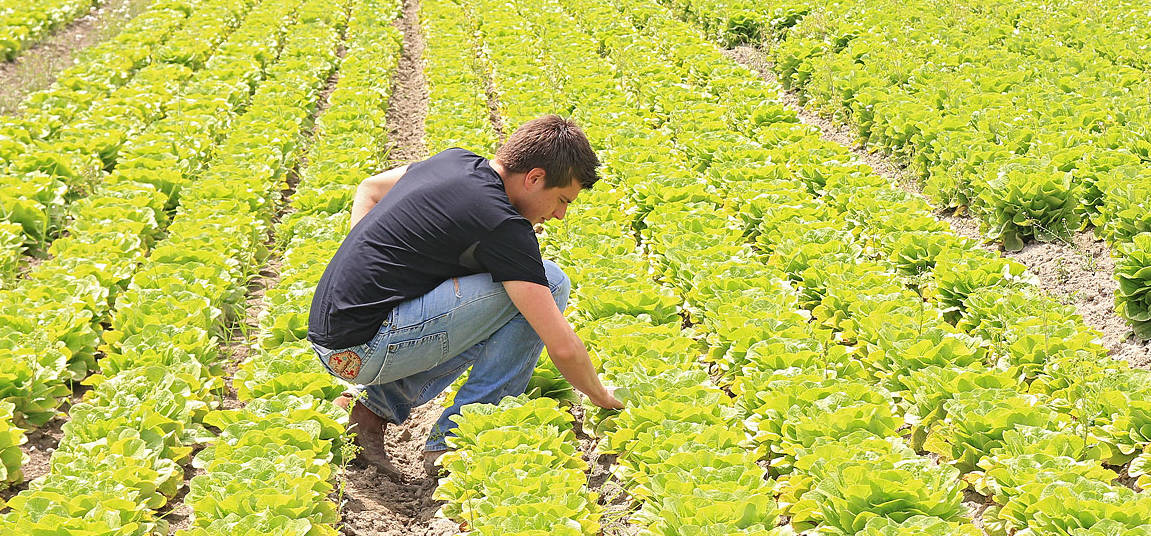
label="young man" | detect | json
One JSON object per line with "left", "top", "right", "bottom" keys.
{"left": 307, "top": 115, "right": 623, "bottom": 479}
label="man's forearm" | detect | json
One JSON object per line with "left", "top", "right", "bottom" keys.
{"left": 549, "top": 338, "right": 612, "bottom": 406}
{"left": 502, "top": 279, "right": 622, "bottom": 409}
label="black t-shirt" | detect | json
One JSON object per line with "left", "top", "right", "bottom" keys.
{"left": 307, "top": 148, "right": 548, "bottom": 348}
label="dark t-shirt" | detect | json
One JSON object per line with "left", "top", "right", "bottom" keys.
{"left": 307, "top": 148, "right": 548, "bottom": 348}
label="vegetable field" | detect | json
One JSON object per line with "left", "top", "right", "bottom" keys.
{"left": 1, "top": 0, "right": 1149, "bottom": 534}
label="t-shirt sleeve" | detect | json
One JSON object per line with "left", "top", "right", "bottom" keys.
{"left": 474, "top": 218, "right": 549, "bottom": 286}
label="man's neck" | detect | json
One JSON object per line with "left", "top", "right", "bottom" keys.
{"left": 489, "top": 159, "right": 508, "bottom": 182}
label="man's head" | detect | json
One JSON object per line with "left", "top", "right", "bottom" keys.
{"left": 493, "top": 115, "right": 600, "bottom": 225}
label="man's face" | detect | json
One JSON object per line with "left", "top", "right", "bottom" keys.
{"left": 517, "top": 169, "right": 582, "bottom": 225}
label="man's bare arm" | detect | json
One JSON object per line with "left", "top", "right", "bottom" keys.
{"left": 350, "top": 164, "right": 408, "bottom": 230}
{"left": 502, "top": 280, "right": 623, "bottom": 409}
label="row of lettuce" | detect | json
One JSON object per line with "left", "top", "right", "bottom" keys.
{"left": 670, "top": 0, "right": 1151, "bottom": 340}
{"left": 427, "top": 0, "right": 1151, "bottom": 534}
{"left": 603, "top": 1, "right": 1151, "bottom": 532}
{"left": 0, "top": 0, "right": 266, "bottom": 481}
{"left": 0, "top": 0, "right": 248, "bottom": 286}
{"left": 0, "top": 0, "right": 348, "bottom": 528}
{"left": 176, "top": 0, "right": 404, "bottom": 532}
{"left": 0, "top": 0, "right": 102, "bottom": 61}
{"left": 0, "top": 0, "right": 268, "bottom": 497}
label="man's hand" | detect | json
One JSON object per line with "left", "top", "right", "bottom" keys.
{"left": 593, "top": 386, "right": 625, "bottom": 410}
{"left": 502, "top": 280, "right": 623, "bottom": 411}
{"left": 350, "top": 165, "right": 408, "bottom": 230}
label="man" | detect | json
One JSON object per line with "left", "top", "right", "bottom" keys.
{"left": 307, "top": 115, "right": 624, "bottom": 479}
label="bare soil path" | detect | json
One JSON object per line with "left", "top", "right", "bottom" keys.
{"left": 338, "top": 399, "right": 457, "bottom": 535}
{"left": 383, "top": 0, "right": 428, "bottom": 164}
{"left": 1, "top": 382, "right": 90, "bottom": 504}
{"left": 0, "top": 0, "right": 153, "bottom": 114}
{"left": 335, "top": 0, "right": 457, "bottom": 533}
{"left": 724, "top": 45, "right": 1150, "bottom": 370}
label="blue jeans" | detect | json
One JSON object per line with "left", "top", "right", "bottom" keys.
{"left": 310, "top": 259, "right": 570, "bottom": 451}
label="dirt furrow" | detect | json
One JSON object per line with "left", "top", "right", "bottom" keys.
{"left": 724, "top": 44, "right": 1150, "bottom": 371}
{"left": 1, "top": 380, "right": 92, "bottom": 504}
{"left": 383, "top": 0, "right": 429, "bottom": 164}
{"left": 0, "top": 0, "right": 153, "bottom": 114}
{"left": 336, "top": 0, "right": 457, "bottom": 533}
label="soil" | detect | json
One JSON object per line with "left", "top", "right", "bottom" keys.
{"left": 337, "top": 398, "right": 458, "bottom": 535}
{"left": 157, "top": 447, "right": 203, "bottom": 532}
{"left": 1010, "top": 232, "right": 1151, "bottom": 369}
{"left": 384, "top": 0, "right": 429, "bottom": 164}
{"left": 963, "top": 489, "right": 994, "bottom": 534}
{"left": 0, "top": 415, "right": 63, "bottom": 503}
{"left": 1, "top": 374, "right": 92, "bottom": 504}
{"left": 0, "top": 0, "right": 153, "bottom": 115}
{"left": 330, "top": 1, "right": 458, "bottom": 532}
{"left": 724, "top": 44, "right": 1151, "bottom": 371}
{"left": 571, "top": 404, "right": 636, "bottom": 535}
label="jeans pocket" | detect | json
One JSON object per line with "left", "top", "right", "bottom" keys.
{"left": 315, "top": 342, "right": 377, "bottom": 385}
{"left": 373, "top": 331, "right": 450, "bottom": 384}
{"left": 311, "top": 342, "right": 337, "bottom": 376}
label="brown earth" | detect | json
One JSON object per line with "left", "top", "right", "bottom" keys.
{"left": 337, "top": 398, "right": 458, "bottom": 535}
{"left": 384, "top": 0, "right": 429, "bottom": 164}
{"left": 0, "top": 0, "right": 152, "bottom": 114}
{"left": 571, "top": 404, "right": 637, "bottom": 535}
{"left": 1, "top": 415, "right": 63, "bottom": 503}
{"left": 2, "top": 379, "right": 91, "bottom": 504}
{"left": 725, "top": 44, "right": 1150, "bottom": 371}
{"left": 333, "top": 0, "right": 458, "bottom": 533}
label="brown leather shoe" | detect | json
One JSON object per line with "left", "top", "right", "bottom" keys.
{"left": 423, "top": 449, "right": 450, "bottom": 478}
{"left": 341, "top": 395, "right": 403, "bottom": 481}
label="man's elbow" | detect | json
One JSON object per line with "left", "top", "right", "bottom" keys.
{"left": 546, "top": 338, "right": 583, "bottom": 365}
{"left": 356, "top": 181, "right": 383, "bottom": 204}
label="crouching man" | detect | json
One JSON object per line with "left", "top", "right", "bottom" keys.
{"left": 307, "top": 115, "right": 624, "bottom": 479}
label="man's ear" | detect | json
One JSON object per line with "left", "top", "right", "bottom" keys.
{"left": 525, "top": 167, "right": 547, "bottom": 189}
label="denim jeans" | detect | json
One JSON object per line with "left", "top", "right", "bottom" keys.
{"left": 310, "top": 259, "right": 570, "bottom": 452}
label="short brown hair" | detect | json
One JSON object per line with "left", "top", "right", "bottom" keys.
{"left": 495, "top": 115, "right": 601, "bottom": 189}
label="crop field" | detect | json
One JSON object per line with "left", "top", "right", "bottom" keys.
{"left": 0, "top": 0, "right": 1149, "bottom": 534}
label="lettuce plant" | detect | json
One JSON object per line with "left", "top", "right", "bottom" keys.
{"left": 896, "top": 366, "right": 1020, "bottom": 444}
{"left": 233, "top": 343, "right": 342, "bottom": 402}
{"left": 632, "top": 472, "right": 783, "bottom": 535}
{"left": 43, "top": 431, "right": 183, "bottom": 510}
{"left": 859, "top": 515, "right": 981, "bottom": 536}
{"left": 1095, "top": 174, "right": 1151, "bottom": 245}
{"left": 973, "top": 452, "right": 1116, "bottom": 507}
{"left": 0, "top": 487, "right": 166, "bottom": 535}
{"left": 1130, "top": 445, "right": 1151, "bottom": 491}
{"left": 0, "top": 222, "right": 22, "bottom": 286}
{"left": 436, "top": 396, "right": 599, "bottom": 533}
{"left": 176, "top": 513, "right": 321, "bottom": 536}
{"left": 930, "top": 250, "right": 1036, "bottom": 322}
{"left": 0, "top": 401, "right": 27, "bottom": 489}
{"left": 785, "top": 432, "right": 964, "bottom": 534}
{"left": 992, "top": 475, "right": 1151, "bottom": 536}
{"left": 924, "top": 388, "right": 1060, "bottom": 473}
{"left": 0, "top": 341, "right": 71, "bottom": 427}
{"left": 1115, "top": 232, "right": 1151, "bottom": 339}
{"left": 1069, "top": 520, "right": 1151, "bottom": 536}
{"left": 738, "top": 374, "right": 901, "bottom": 473}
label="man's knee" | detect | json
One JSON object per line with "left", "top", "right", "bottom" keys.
{"left": 542, "top": 260, "right": 571, "bottom": 311}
